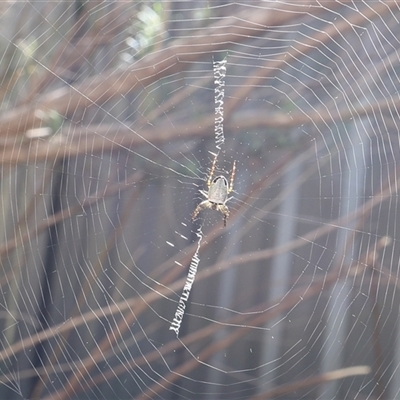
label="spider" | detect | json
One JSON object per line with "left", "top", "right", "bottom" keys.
{"left": 191, "top": 154, "right": 236, "bottom": 227}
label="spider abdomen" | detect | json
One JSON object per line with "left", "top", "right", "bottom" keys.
{"left": 208, "top": 176, "right": 228, "bottom": 204}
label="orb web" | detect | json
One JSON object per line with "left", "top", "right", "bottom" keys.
{"left": 0, "top": 2, "right": 398, "bottom": 400}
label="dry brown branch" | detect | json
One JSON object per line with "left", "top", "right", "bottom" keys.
{"left": 1, "top": 83, "right": 399, "bottom": 165}
{"left": 224, "top": 0, "right": 394, "bottom": 117}
{"left": 249, "top": 366, "right": 371, "bottom": 400}
{"left": 0, "top": 171, "right": 144, "bottom": 275}
{"left": 0, "top": 1, "right": 334, "bottom": 138}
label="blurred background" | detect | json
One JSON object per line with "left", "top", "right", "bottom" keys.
{"left": 0, "top": 1, "right": 399, "bottom": 399}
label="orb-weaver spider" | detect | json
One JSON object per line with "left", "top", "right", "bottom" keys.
{"left": 191, "top": 154, "right": 236, "bottom": 227}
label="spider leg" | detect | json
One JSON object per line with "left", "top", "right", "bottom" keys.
{"left": 225, "top": 196, "right": 234, "bottom": 203}
{"left": 228, "top": 160, "right": 236, "bottom": 193}
{"left": 207, "top": 154, "right": 218, "bottom": 188}
{"left": 216, "top": 204, "right": 229, "bottom": 227}
{"left": 199, "top": 189, "right": 208, "bottom": 198}
{"left": 192, "top": 200, "right": 212, "bottom": 221}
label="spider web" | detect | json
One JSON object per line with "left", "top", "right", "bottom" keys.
{"left": 0, "top": 1, "right": 398, "bottom": 399}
